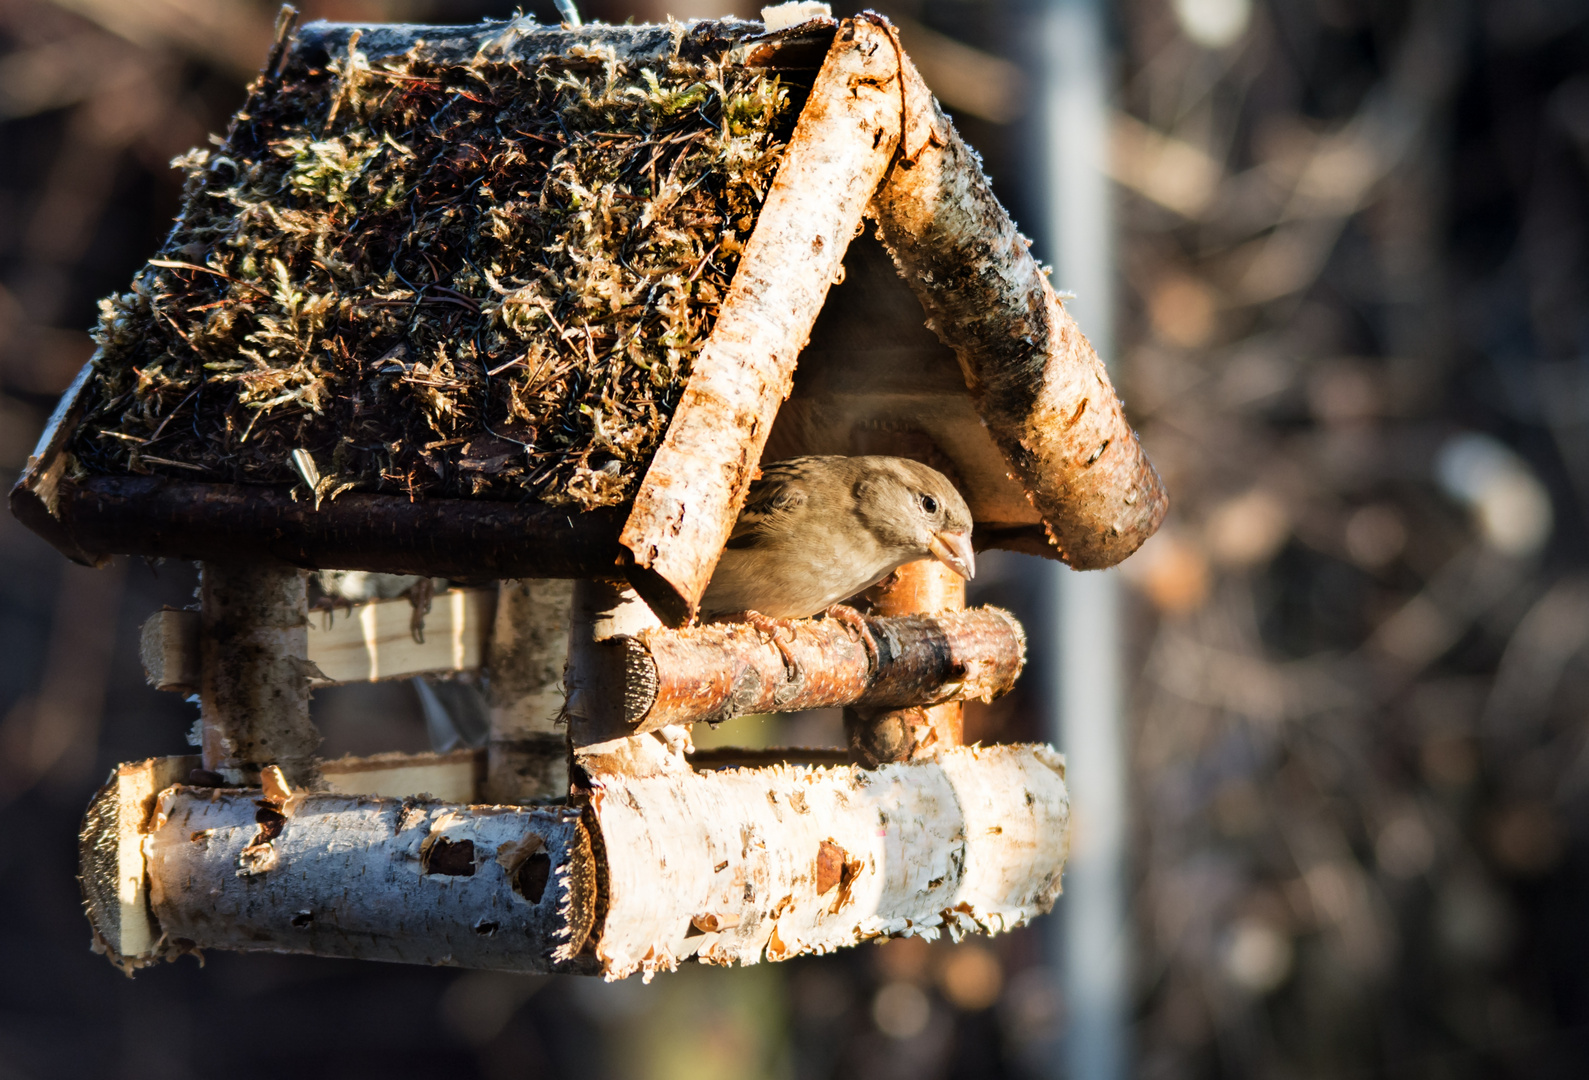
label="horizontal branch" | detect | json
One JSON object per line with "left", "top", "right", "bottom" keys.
{"left": 15, "top": 474, "right": 627, "bottom": 580}
{"left": 142, "top": 786, "right": 597, "bottom": 973}
{"left": 82, "top": 745, "right": 1067, "bottom": 978}
{"left": 613, "top": 607, "right": 1025, "bottom": 732}
{"left": 593, "top": 743, "right": 1070, "bottom": 979}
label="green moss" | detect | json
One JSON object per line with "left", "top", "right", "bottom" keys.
{"left": 73, "top": 29, "right": 801, "bottom": 509}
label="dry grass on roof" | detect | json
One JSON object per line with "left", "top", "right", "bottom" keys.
{"left": 70, "top": 29, "right": 802, "bottom": 509}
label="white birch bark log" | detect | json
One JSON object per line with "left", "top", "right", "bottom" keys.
{"left": 591, "top": 743, "right": 1069, "bottom": 980}
{"left": 199, "top": 562, "right": 321, "bottom": 788}
{"left": 620, "top": 18, "right": 905, "bottom": 626}
{"left": 867, "top": 36, "right": 1168, "bottom": 568}
{"left": 141, "top": 787, "right": 597, "bottom": 972}
{"left": 485, "top": 579, "right": 573, "bottom": 802}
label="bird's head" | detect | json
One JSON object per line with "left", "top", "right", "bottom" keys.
{"left": 852, "top": 456, "right": 976, "bottom": 580}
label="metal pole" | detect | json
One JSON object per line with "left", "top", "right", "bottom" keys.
{"left": 1036, "top": 0, "right": 1131, "bottom": 1077}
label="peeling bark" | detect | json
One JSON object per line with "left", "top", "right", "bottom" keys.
{"left": 141, "top": 787, "right": 597, "bottom": 972}
{"left": 591, "top": 743, "right": 1069, "bottom": 980}
{"left": 621, "top": 18, "right": 906, "bottom": 626}
{"left": 485, "top": 580, "right": 573, "bottom": 803}
{"left": 199, "top": 562, "right": 321, "bottom": 788}
{"left": 616, "top": 604, "right": 1022, "bottom": 731}
{"left": 868, "top": 42, "right": 1168, "bottom": 569}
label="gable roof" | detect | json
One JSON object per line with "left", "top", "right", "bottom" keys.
{"left": 11, "top": 13, "right": 1166, "bottom": 626}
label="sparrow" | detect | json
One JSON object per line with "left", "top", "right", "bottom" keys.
{"left": 698, "top": 455, "right": 976, "bottom": 621}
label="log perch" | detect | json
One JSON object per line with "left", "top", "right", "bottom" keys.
{"left": 868, "top": 40, "right": 1168, "bottom": 568}
{"left": 614, "top": 605, "right": 1024, "bottom": 732}
{"left": 141, "top": 786, "right": 597, "bottom": 973}
{"left": 592, "top": 743, "right": 1070, "bottom": 979}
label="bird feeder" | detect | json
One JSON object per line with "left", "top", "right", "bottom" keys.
{"left": 14, "top": 8, "right": 1166, "bottom": 980}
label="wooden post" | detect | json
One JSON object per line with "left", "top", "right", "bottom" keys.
{"left": 484, "top": 579, "right": 573, "bottom": 803}
{"left": 198, "top": 561, "right": 321, "bottom": 788}
{"left": 845, "top": 560, "right": 967, "bottom": 766}
{"left": 565, "top": 580, "right": 692, "bottom": 779}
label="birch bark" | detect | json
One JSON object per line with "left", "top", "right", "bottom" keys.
{"left": 620, "top": 19, "right": 905, "bottom": 625}
{"left": 868, "top": 40, "right": 1168, "bottom": 568}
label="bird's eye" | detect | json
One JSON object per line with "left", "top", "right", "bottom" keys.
{"left": 920, "top": 494, "right": 939, "bottom": 514}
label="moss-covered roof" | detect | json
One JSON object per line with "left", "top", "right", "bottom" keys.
{"left": 71, "top": 19, "right": 805, "bottom": 510}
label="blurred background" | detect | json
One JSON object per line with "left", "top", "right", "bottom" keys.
{"left": 4, "top": 0, "right": 1589, "bottom": 1076}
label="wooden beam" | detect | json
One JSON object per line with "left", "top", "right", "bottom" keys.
{"left": 484, "top": 580, "right": 572, "bottom": 803}
{"left": 141, "top": 785, "right": 597, "bottom": 973}
{"left": 845, "top": 560, "right": 969, "bottom": 766}
{"left": 592, "top": 743, "right": 1070, "bottom": 979}
{"left": 16, "top": 474, "right": 629, "bottom": 580}
{"left": 620, "top": 17, "right": 906, "bottom": 626}
{"left": 80, "top": 745, "right": 1068, "bottom": 978}
{"left": 613, "top": 605, "right": 1024, "bottom": 732}
{"left": 140, "top": 588, "right": 498, "bottom": 692}
{"left": 868, "top": 31, "right": 1168, "bottom": 569}
{"left": 198, "top": 562, "right": 320, "bottom": 788}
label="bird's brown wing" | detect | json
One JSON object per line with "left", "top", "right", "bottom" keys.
{"left": 724, "top": 460, "right": 812, "bottom": 550}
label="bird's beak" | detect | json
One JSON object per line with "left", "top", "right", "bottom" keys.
{"left": 928, "top": 529, "right": 976, "bottom": 580}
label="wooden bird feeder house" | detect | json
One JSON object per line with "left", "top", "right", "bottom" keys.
{"left": 13, "top": 6, "right": 1165, "bottom": 980}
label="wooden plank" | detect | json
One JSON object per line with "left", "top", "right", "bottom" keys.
{"left": 320, "top": 749, "right": 485, "bottom": 804}
{"left": 307, "top": 588, "right": 496, "bottom": 684}
{"left": 140, "top": 588, "right": 498, "bottom": 691}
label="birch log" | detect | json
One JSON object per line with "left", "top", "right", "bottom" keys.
{"left": 198, "top": 562, "right": 321, "bottom": 788}
{"left": 868, "top": 37, "right": 1168, "bottom": 569}
{"left": 621, "top": 18, "right": 905, "bottom": 627}
{"left": 845, "top": 560, "right": 968, "bottom": 766}
{"left": 590, "top": 743, "right": 1069, "bottom": 980}
{"left": 485, "top": 579, "right": 573, "bottom": 803}
{"left": 78, "top": 755, "right": 199, "bottom": 972}
{"left": 565, "top": 580, "right": 693, "bottom": 779}
{"left": 615, "top": 605, "right": 1023, "bottom": 731}
{"left": 141, "top": 786, "right": 597, "bottom": 972}
{"left": 19, "top": 474, "right": 628, "bottom": 581}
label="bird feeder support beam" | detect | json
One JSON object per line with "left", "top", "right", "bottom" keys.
{"left": 198, "top": 561, "right": 322, "bottom": 788}
{"left": 484, "top": 579, "right": 574, "bottom": 802}
{"left": 844, "top": 560, "right": 968, "bottom": 765}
